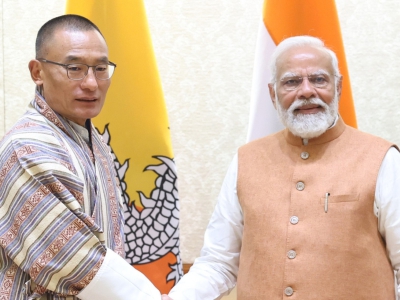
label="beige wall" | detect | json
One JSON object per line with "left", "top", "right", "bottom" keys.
{"left": 0, "top": 2, "right": 3, "bottom": 136}
{"left": 0, "top": 0, "right": 65, "bottom": 133}
{"left": 0, "top": 0, "right": 399, "bottom": 268}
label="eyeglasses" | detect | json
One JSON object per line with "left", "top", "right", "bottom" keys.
{"left": 37, "top": 58, "right": 117, "bottom": 80}
{"left": 280, "top": 74, "right": 336, "bottom": 91}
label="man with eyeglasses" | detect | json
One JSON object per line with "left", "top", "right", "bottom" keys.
{"left": 0, "top": 15, "right": 164, "bottom": 299}
{"left": 167, "top": 36, "right": 400, "bottom": 299}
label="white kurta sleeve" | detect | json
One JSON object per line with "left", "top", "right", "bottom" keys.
{"left": 169, "top": 155, "right": 242, "bottom": 300}
{"left": 77, "top": 249, "right": 161, "bottom": 300}
{"left": 375, "top": 147, "right": 400, "bottom": 296}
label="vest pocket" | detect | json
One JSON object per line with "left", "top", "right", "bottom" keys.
{"left": 319, "top": 193, "right": 359, "bottom": 204}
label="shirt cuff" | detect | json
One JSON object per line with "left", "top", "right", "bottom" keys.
{"left": 77, "top": 249, "right": 161, "bottom": 300}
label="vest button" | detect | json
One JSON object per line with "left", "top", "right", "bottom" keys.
{"left": 284, "top": 286, "right": 294, "bottom": 296}
{"left": 290, "top": 216, "right": 299, "bottom": 224}
{"left": 300, "top": 151, "right": 309, "bottom": 159}
{"left": 296, "top": 181, "right": 305, "bottom": 191}
{"left": 287, "top": 250, "right": 297, "bottom": 259}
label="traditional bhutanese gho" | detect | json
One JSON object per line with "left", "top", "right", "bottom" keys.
{"left": 0, "top": 92, "right": 124, "bottom": 299}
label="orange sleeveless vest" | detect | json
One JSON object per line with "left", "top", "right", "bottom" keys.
{"left": 237, "top": 117, "right": 396, "bottom": 299}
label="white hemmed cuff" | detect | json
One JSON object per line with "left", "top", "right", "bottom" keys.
{"left": 77, "top": 249, "right": 161, "bottom": 300}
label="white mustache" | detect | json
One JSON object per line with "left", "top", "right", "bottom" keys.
{"left": 288, "top": 98, "right": 329, "bottom": 113}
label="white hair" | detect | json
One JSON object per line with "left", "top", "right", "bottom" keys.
{"left": 270, "top": 36, "right": 341, "bottom": 84}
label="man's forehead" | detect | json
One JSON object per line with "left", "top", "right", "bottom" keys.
{"left": 47, "top": 28, "right": 105, "bottom": 46}
{"left": 276, "top": 46, "right": 333, "bottom": 75}
{"left": 45, "top": 29, "right": 108, "bottom": 60}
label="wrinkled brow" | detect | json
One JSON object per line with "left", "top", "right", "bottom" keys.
{"left": 280, "top": 69, "right": 330, "bottom": 81}
{"left": 64, "top": 55, "right": 109, "bottom": 64}
{"left": 311, "top": 69, "right": 330, "bottom": 76}
{"left": 280, "top": 72, "right": 298, "bottom": 81}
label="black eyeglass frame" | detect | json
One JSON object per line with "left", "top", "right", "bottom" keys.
{"left": 37, "top": 58, "right": 117, "bottom": 80}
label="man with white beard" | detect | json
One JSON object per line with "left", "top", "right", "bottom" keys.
{"left": 165, "top": 36, "right": 400, "bottom": 300}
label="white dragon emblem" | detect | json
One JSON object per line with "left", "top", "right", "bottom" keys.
{"left": 99, "top": 125, "right": 183, "bottom": 283}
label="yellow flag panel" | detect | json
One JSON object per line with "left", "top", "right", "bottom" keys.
{"left": 66, "top": 0, "right": 182, "bottom": 293}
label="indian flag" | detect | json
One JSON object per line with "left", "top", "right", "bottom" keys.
{"left": 66, "top": 0, "right": 182, "bottom": 294}
{"left": 247, "top": 0, "right": 357, "bottom": 142}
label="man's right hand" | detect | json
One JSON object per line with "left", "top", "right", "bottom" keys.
{"left": 161, "top": 295, "right": 173, "bottom": 300}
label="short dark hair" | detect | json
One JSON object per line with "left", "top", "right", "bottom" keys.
{"left": 35, "top": 14, "right": 104, "bottom": 58}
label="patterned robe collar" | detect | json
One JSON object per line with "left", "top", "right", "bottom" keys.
{"left": 32, "top": 91, "right": 94, "bottom": 158}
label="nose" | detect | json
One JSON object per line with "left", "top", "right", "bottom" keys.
{"left": 297, "top": 76, "right": 316, "bottom": 99}
{"left": 80, "top": 67, "right": 98, "bottom": 91}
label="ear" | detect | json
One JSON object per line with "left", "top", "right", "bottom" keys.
{"left": 336, "top": 76, "right": 343, "bottom": 99}
{"left": 268, "top": 83, "right": 277, "bottom": 109}
{"left": 28, "top": 59, "right": 44, "bottom": 86}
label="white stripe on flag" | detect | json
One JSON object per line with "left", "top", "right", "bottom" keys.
{"left": 246, "top": 20, "right": 284, "bottom": 142}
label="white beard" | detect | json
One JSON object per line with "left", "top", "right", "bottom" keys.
{"left": 276, "top": 93, "right": 339, "bottom": 139}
